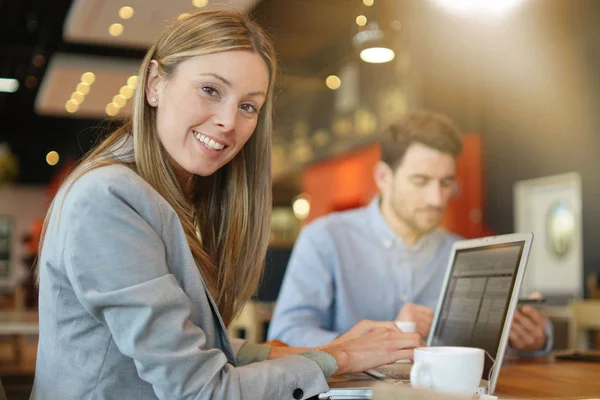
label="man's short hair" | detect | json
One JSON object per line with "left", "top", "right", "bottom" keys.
{"left": 379, "top": 111, "right": 463, "bottom": 170}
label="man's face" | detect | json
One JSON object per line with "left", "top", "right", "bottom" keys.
{"left": 380, "top": 142, "right": 457, "bottom": 236}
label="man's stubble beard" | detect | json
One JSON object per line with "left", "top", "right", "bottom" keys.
{"left": 390, "top": 199, "right": 442, "bottom": 237}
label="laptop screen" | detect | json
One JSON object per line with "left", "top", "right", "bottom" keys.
{"left": 430, "top": 241, "right": 526, "bottom": 380}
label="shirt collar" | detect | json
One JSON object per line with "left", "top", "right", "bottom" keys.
{"left": 366, "top": 196, "right": 397, "bottom": 249}
{"left": 366, "top": 195, "right": 438, "bottom": 252}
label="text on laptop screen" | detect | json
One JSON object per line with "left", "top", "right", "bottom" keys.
{"left": 430, "top": 241, "right": 525, "bottom": 379}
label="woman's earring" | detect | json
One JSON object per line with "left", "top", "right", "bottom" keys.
{"left": 151, "top": 97, "right": 157, "bottom": 104}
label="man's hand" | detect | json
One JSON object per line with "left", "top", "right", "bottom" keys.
{"left": 395, "top": 303, "right": 434, "bottom": 338}
{"left": 509, "top": 292, "right": 549, "bottom": 352}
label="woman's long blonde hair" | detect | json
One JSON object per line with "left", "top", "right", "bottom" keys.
{"left": 39, "top": 9, "right": 277, "bottom": 326}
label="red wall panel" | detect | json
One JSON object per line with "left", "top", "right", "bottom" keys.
{"left": 301, "top": 135, "right": 489, "bottom": 238}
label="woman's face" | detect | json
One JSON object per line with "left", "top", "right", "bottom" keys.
{"left": 146, "top": 50, "right": 269, "bottom": 182}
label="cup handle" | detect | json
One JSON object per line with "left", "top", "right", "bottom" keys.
{"left": 410, "top": 361, "right": 433, "bottom": 389}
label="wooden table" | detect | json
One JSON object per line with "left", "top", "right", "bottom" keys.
{"left": 327, "top": 356, "right": 600, "bottom": 399}
{"left": 0, "top": 311, "right": 38, "bottom": 335}
{"left": 0, "top": 311, "right": 38, "bottom": 366}
{"left": 495, "top": 356, "right": 600, "bottom": 399}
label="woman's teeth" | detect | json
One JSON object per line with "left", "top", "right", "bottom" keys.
{"left": 194, "top": 132, "right": 225, "bottom": 150}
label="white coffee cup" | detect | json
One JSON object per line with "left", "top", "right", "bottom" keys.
{"left": 410, "top": 346, "right": 484, "bottom": 397}
{"left": 394, "top": 320, "right": 416, "bottom": 333}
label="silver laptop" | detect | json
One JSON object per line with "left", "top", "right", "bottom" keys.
{"left": 320, "top": 233, "right": 534, "bottom": 399}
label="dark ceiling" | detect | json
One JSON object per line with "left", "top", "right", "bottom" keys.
{"left": 0, "top": 0, "right": 380, "bottom": 190}
{"left": 0, "top": 0, "right": 148, "bottom": 185}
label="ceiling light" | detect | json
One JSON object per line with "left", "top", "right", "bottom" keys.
{"left": 360, "top": 47, "right": 395, "bottom": 63}
{"left": 431, "top": 0, "right": 528, "bottom": 15}
{"left": 76, "top": 82, "right": 90, "bottom": 95}
{"left": 66, "top": 74, "right": 94, "bottom": 112}
{"left": 0, "top": 78, "right": 19, "bottom": 93}
{"left": 363, "top": 0, "right": 374, "bottom": 5}
{"left": 119, "top": 85, "right": 134, "bottom": 99}
{"left": 25, "top": 76, "right": 38, "bottom": 89}
{"left": 292, "top": 195, "right": 311, "bottom": 220}
{"left": 193, "top": 0, "right": 209, "bottom": 8}
{"left": 353, "top": 22, "right": 395, "bottom": 64}
{"left": 46, "top": 151, "right": 60, "bottom": 166}
{"left": 109, "top": 23, "right": 124, "bottom": 37}
{"left": 108, "top": 77, "right": 136, "bottom": 115}
{"left": 33, "top": 54, "right": 46, "bottom": 68}
{"left": 391, "top": 20, "right": 402, "bottom": 30}
{"left": 106, "top": 103, "right": 120, "bottom": 117}
{"left": 112, "top": 94, "right": 127, "bottom": 108}
{"left": 119, "top": 6, "right": 134, "bottom": 20}
{"left": 325, "top": 75, "right": 341, "bottom": 90}
{"left": 356, "top": 15, "right": 367, "bottom": 26}
{"left": 127, "top": 75, "right": 138, "bottom": 89}
{"left": 71, "top": 91, "right": 85, "bottom": 104}
{"left": 81, "top": 72, "right": 95, "bottom": 84}
{"left": 65, "top": 99, "right": 79, "bottom": 113}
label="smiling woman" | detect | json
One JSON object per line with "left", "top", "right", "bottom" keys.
{"left": 29, "top": 8, "right": 421, "bottom": 400}
{"left": 146, "top": 50, "right": 269, "bottom": 182}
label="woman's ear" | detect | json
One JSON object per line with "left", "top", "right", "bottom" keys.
{"left": 145, "top": 60, "right": 162, "bottom": 107}
{"left": 373, "top": 161, "right": 393, "bottom": 194}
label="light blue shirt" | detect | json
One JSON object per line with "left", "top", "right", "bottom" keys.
{"left": 268, "top": 197, "right": 460, "bottom": 346}
{"left": 268, "top": 197, "right": 553, "bottom": 356}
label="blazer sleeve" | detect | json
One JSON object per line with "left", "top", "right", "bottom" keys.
{"left": 61, "top": 168, "right": 329, "bottom": 400}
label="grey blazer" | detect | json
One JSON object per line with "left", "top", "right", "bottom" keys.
{"left": 31, "top": 164, "right": 328, "bottom": 399}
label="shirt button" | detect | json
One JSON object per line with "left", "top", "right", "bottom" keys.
{"left": 292, "top": 388, "right": 304, "bottom": 399}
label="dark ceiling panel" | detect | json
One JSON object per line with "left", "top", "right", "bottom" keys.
{"left": 0, "top": 0, "right": 388, "bottom": 186}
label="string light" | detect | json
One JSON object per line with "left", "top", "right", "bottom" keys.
{"left": 356, "top": 15, "right": 367, "bottom": 26}
{"left": 46, "top": 151, "right": 60, "bottom": 166}
{"left": 119, "top": 6, "right": 134, "bottom": 19}
{"left": 109, "top": 23, "right": 124, "bottom": 36}
{"left": 325, "top": 75, "right": 341, "bottom": 90}
{"left": 65, "top": 73, "right": 95, "bottom": 113}
{"left": 193, "top": 0, "right": 209, "bottom": 8}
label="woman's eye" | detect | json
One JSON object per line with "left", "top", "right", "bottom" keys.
{"left": 240, "top": 103, "right": 258, "bottom": 114}
{"left": 202, "top": 86, "right": 219, "bottom": 97}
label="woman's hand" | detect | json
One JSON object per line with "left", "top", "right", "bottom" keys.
{"left": 319, "top": 320, "right": 423, "bottom": 375}
{"left": 333, "top": 319, "right": 403, "bottom": 342}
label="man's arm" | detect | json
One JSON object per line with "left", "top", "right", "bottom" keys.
{"left": 267, "top": 222, "right": 341, "bottom": 347}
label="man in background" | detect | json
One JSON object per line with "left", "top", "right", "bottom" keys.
{"left": 268, "top": 111, "right": 551, "bottom": 355}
